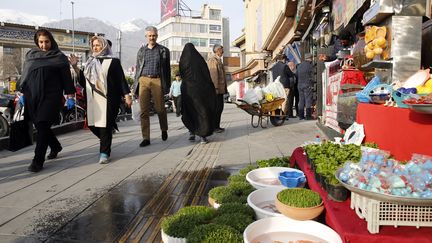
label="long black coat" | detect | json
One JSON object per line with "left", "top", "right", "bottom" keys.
{"left": 22, "top": 65, "right": 75, "bottom": 123}
{"left": 78, "top": 58, "right": 130, "bottom": 129}
{"left": 179, "top": 43, "right": 216, "bottom": 137}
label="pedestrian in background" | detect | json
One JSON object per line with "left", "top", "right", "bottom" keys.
{"left": 271, "top": 54, "right": 294, "bottom": 118}
{"left": 207, "top": 44, "right": 227, "bottom": 133}
{"left": 133, "top": 26, "right": 171, "bottom": 147}
{"left": 19, "top": 29, "right": 76, "bottom": 172}
{"left": 169, "top": 73, "right": 182, "bottom": 117}
{"left": 69, "top": 36, "right": 132, "bottom": 164}
{"left": 180, "top": 43, "right": 216, "bottom": 144}
{"left": 287, "top": 61, "right": 299, "bottom": 118}
{"left": 296, "top": 53, "right": 314, "bottom": 120}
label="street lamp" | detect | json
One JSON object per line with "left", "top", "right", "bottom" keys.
{"left": 71, "top": 1, "right": 77, "bottom": 121}
{"left": 71, "top": 1, "right": 75, "bottom": 53}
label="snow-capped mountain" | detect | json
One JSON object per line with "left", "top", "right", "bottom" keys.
{"left": 117, "top": 18, "right": 149, "bottom": 32}
{"left": 0, "top": 9, "right": 55, "bottom": 26}
{"left": 0, "top": 9, "right": 152, "bottom": 70}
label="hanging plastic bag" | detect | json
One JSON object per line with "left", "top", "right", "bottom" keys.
{"left": 263, "top": 77, "right": 286, "bottom": 99}
{"left": 131, "top": 99, "right": 141, "bottom": 122}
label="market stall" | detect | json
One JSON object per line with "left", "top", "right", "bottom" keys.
{"left": 290, "top": 147, "right": 432, "bottom": 243}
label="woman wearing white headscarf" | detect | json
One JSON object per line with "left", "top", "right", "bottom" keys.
{"left": 70, "top": 36, "right": 132, "bottom": 164}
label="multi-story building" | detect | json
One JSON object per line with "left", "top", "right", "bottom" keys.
{"left": 156, "top": 4, "right": 229, "bottom": 65}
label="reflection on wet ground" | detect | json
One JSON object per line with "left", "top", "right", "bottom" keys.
{"left": 43, "top": 166, "right": 240, "bottom": 242}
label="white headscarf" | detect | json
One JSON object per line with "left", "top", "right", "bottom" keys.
{"left": 84, "top": 36, "right": 113, "bottom": 95}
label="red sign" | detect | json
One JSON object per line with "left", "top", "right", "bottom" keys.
{"left": 161, "top": 0, "right": 178, "bottom": 21}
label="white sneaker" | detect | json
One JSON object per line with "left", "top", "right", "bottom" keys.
{"left": 200, "top": 137, "right": 209, "bottom": 144}
{"left": 99, "top": 153, "right": 110, "bottom": 164}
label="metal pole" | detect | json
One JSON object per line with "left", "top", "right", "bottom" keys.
{"left": 71, "top": 1, "right": 77, "bottom": 122}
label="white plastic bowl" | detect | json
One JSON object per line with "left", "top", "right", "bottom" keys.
{"left": 246, "top": 167, "right": 305, "bottom": 189}
{"left": 247, "top": 187, "right": 284, "bottom": 219}
{"left": 243, "top": 217, "right": 342, "bottom": 243}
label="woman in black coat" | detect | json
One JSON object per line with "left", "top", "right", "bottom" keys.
{"left": 179, "top": 43, "right": 216, "bottom": 143}
{"left": 19, "top": 29, "right": 76, "bottom": 172}
{"left": 70, "top": 36, "right": 131, "bottom": 164}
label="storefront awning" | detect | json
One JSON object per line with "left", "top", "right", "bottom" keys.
{"left": 231, "top": 67, "right": 251, "bottom": 81}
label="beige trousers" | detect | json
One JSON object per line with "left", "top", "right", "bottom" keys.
{"left": 138, "top": 76, "right": 168, "bottom": 140}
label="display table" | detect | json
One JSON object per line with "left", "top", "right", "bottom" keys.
{"left": 356, "top": 103, "right": 432, "bottom": 161}
{"left": 290, "top": 147, "right": 432, "bottom": 243}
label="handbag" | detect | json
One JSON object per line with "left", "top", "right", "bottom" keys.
{"left": 9, "top": 105, "right": 33, "bottom": 152}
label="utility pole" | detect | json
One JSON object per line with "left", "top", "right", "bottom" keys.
{"left": 71, "top": 1, "right": 75, "bottom": 53}
{"left": 71, "top": 1, "right": 77, "bottom": 121}
{"left": 117, "top": 30, "right": 122, "bottom": 60}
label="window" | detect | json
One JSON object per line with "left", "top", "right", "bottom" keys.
{"left": 209, "top": 9, "right": 221, "bottom": 20}
{"left": 3, "top": 47, "right": 13, "bottom": 54}
{"left": 190, "top": 38, "right": 200, "bottom": 47}
{"left": 209, "top": 25, "right": 222, "bottom": 32}
{"left": 181, "top": 23, "right": 190, "bottom": 32}
{"left": 199, "top": 24, "right": 207, "bottom": 33}
{"left": 199, "top": 39, "right": 207, "bottom": 47}
{"left": 181, "top": 38, "right": 189, "bottom": 46}
{"left": 209, "top": 39, "right": 221, "bottom": 46}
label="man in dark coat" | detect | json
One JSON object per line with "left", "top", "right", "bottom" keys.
{"left": 179, "top": 43, "right": 216, "bottom": 143}
{"left": 271, "top": 54, "right": 294, "bottom": 117}
{"left": 297, "top": 53, "right": 314, "bottom": 120}
{"left": 133, "top": 26, "right": 171, "bottom": 147}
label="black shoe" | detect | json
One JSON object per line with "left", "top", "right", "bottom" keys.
{"left": 176, "top": 114, "right": 181, "bottom": 117}
{"left": 288, "top": 115, "right": 297, "bottom": 118}
{"left": 162, "top": 131, "right": 168, "bottom": 141}
{"left": 28, "top": 162, "right": 43, "bottom": 173}
{"left": 285, "top": 116, "right": 290, "bottom": 120}
{"left": 139, "top": 139, "right": 150, "bottom": 147}
{"left": 200, "top": 137, "right": 209, "bottom": 144}
{"left": 299, "top": 117, "right": 305, "bottom": 120}
{"left": 214, "top": 127, "right": 225, "bottom": 133}
{"left": 306, "top": 117, "right": 314, "bottom": 120}
{"left": 47, "top": 146, "right": 62, "bottom": 160}
{"left": 188, "top": 135, "right": 195, "bottom": 141}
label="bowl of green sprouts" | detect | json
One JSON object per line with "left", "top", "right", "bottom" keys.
{"left": 275, "top": 188, "right": 324, "bottom": 220}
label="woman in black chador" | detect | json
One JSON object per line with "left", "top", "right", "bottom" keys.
{"left": 19, "top": 29, "right": 76, "bottom": 172}
{"left": 179, "top": 43, "right": 216, "bottom": 143}
{"left": 70, "top": 36, "right": 131, "bottom": 164}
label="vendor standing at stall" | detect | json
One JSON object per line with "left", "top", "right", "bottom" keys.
{"left": 319, "top": 30, "right": 354, "bottom": 62}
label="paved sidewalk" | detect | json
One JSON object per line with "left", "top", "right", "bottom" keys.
{"left": 0, "top": 103, "right": 322, "bottom": 242}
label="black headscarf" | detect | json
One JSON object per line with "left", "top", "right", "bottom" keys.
{"left": 179, "top": 43, "right": 216, "bottom": 137}
{"left": 19, "top": 29, "right": 68, "bottom": 90}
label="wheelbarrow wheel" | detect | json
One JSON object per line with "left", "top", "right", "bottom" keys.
{"left": 270, "top": 109, "right": 286, "bottom": 126}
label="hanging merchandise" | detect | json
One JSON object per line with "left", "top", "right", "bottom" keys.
{"left": 343, "top": 122, "right": 365, "bottom": 145}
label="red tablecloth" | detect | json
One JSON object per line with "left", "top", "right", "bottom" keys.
{"left": 356, "top": 103, "right": 432, "bottom": 161}
{"left": 290, "top": 147, "right": 432, "bottom": 243}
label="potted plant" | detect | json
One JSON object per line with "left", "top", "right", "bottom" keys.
{"left": 275, "top": 188, "right": 324, "bottom": 220}
{"left": 161, "top": 206, "right": 217, "bottom": 242}
{"left": 227, "top": 174, "right": 247, "bottom": 184}
{"left": 186, "top": 223, "right": 243, "bottom": 243}
{"left": 239, "top": 164, "right": 258, "bottom": 176}
{"left": 208, "top": 182, "right": 255, "bottom": 208}
{"left": 176, "top": 205, "right": 217, "bottom": 221}
{"left": 217, "top": 202, "right": 255, "bottom": 219}
{"left": 212, "top": 213, "right": 254, "bottom": 232}
{"left": 161, "top": 214, "right": 202, "bottom": 243}
{"left": 256, "top": 156, "right": 290, "bottom": 168}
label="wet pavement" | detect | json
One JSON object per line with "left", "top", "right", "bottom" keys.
{"left": 0, "top": 104, "right": 321, "bottom": 242}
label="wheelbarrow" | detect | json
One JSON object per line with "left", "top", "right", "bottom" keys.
{"left": 237, "top": 98, "right": 287, "bottom": 128}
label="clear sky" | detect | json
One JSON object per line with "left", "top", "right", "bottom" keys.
{"left": 0, "top": 0, "right": 245, "bottom": 41}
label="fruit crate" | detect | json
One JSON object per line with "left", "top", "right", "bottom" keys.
{"left": 350, "top": 192, "right": 432, "bottom": 234}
